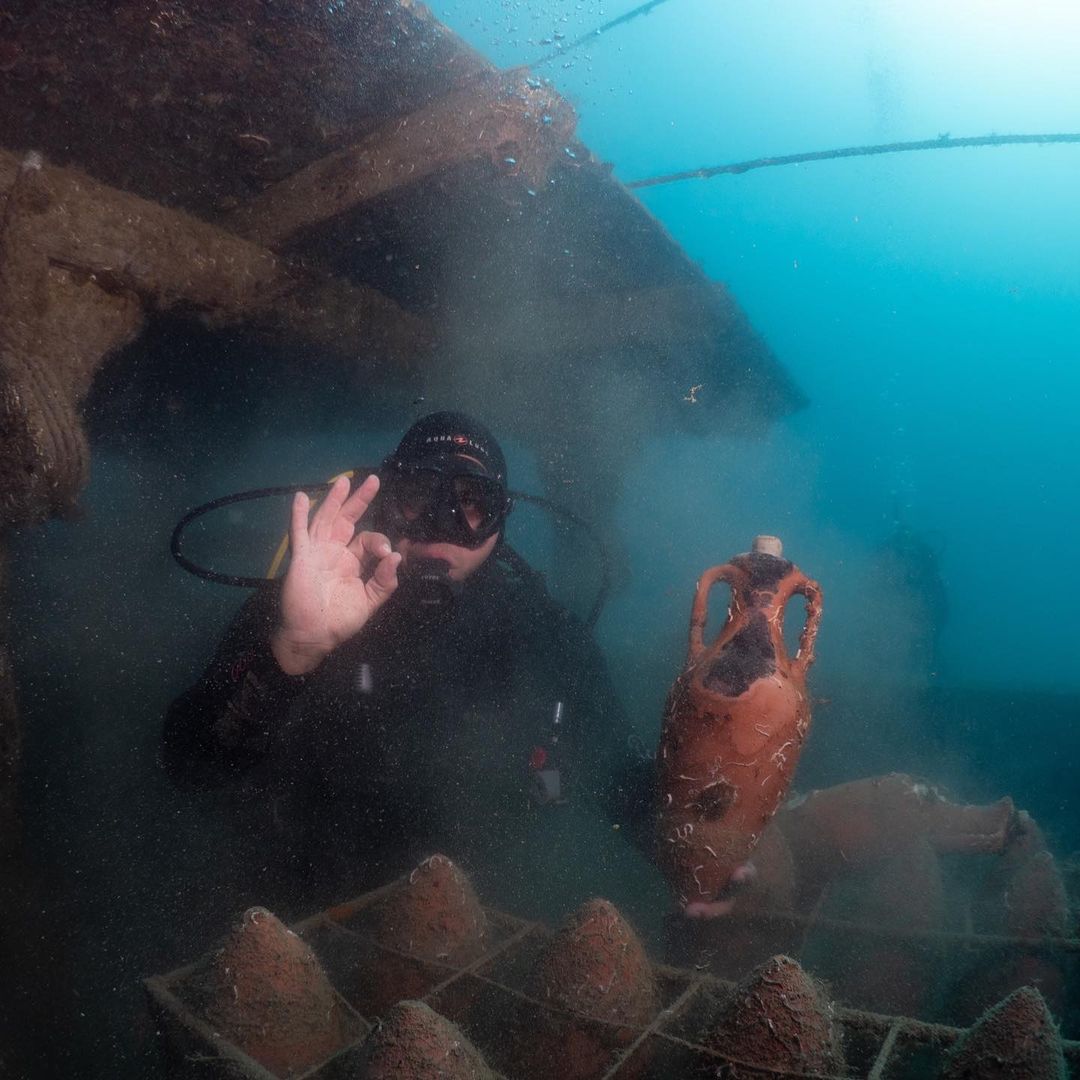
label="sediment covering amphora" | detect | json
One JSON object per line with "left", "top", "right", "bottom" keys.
{"left": 702, "top": 954, "right": 844, "bottom": 1078}
{"left": 516, "top": 898, "right": 658, "bottom": 1080}
{"left": 362, "top": 1000, "right": 499, "bottom": 1080}
{"left": 373, "top": 854, "right": 489, "bottom": 1010}
{"left": 942, "top": 985, "right": 1067, "bottom": 1080}
{"left": 201, "top": 906, "right": 357, "bottom": 1077}
{"left": 950, "top": 810, "right": 1070, "bottom": 1023}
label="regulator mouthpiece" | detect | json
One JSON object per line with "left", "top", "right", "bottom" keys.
{"left": 402, "top": 557, "right": 462, "bottom": 610}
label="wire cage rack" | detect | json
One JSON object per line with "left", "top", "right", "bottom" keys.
{"left": 144, "top": 877, "right": 1080, "bottom": 1079}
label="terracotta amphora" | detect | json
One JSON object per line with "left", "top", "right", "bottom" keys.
{"left": 657, "top": 536, "right": 822, "bottom": 917}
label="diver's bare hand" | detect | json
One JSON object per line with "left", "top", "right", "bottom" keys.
{"left": 270, "top": 474, "right": 401, "bottom": 675}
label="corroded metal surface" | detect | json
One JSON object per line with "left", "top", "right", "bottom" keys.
{"left": 147, "top": 878, "right": 1080, "bottom": 1078}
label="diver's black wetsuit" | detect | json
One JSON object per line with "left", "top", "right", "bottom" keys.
{"left": 162, "top": 549, "right": 653, "bottom": 906}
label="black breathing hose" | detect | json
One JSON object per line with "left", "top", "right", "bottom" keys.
{"left": 169, "top": 483, "right": 329, "bottom": 590}
{"left": 169, "top": 479, "right": 613, "bottom": 629}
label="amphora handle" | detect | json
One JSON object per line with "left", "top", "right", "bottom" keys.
{"left": 688, "top": 563, "right": 824, "bottom": 677}
{"left": 781, "top": 572, "right": 824, "bottom": 678}
{"left": 688, "top": 563, "right": 739, "bottom": 663}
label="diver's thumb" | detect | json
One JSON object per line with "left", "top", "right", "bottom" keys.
{"left": 365, "top": 551, "right": 402, "bottom": 609}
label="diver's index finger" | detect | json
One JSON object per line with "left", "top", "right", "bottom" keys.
{"left": 290, "top": 490, "right": 311, "bottom": 553}
{"left": 340, "top": 473, "right": 380, "bottom": 524}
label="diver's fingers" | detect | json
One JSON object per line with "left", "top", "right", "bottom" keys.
{"left": 338, "top": 473, "right": 380, "bottom": 527}
{"left": 347, "top": 530, "right": 393, "bottom": 569}
{"left": 365, "top": 550, "right": 402, "bottom": 609}
{"left": 309, "top": 474, "right": 351, "bottom": 541}
{"left": 289, "top": 490, "right": 311, "bottom": 555}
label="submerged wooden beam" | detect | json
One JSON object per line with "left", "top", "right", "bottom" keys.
{"left": 0, "top": 153, "right": 146, "bottom": 525}
{"left": 0, "top": 148, "right": 431, "bottom": 369}
{"left": 225, "top": 69, "right": 577, "bottom": 248}
{"left": 0, "top": 147, "right": 432, "bottom": 525}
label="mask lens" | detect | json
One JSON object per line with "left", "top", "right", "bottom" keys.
{"left": 384, "top": 464, "right": 507, "bottom": 546}
{"left": 391, "top": 469, "right": 440, "bottom": 521}
{"left": 451, "top": 474, "right": 505, "bottom": 537}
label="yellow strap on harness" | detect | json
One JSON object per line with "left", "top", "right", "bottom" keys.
{"left": 265, "top": 470, "right": 356, "bottom": 579}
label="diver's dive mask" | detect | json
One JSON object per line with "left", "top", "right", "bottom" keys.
{"left": 379, "top": 460, "right": 512, "bottom": 549}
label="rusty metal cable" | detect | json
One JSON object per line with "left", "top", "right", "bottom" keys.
{"left": 626, "top": 132, "right": 1080, "bottom": 188}
{"left": 529, "top": 0, "right": 676, "bottom": 68}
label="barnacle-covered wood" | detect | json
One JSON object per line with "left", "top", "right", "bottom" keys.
{"left": 228, "top": 69, "right": 577, "bottom": 248}
{"left": 0, "top": 149, "right": 430, "bottom": 367}
{"left": 0, "top": 154, "right": 145, "bottom": 525}
{"left": 0, "top": 148, "right": 431, "bottom": 523}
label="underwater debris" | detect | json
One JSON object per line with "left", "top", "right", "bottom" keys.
{"left": 200, "top": 906, "right": 358, "bottom": 1076}
{"left": 775, "top": 773, "right": 1015, "bottom": 913}
{"left": 516, "top": 898, "right": 658, "bottom": 1080}
{"left": 942, "top": 986, "right": 1067, "bottom": 1080}
{"left": 949, "top": 809, "right": 1070, "bottom": 1023}
{"left": 372, "top": 854, "right": 489, "bottom": 1010}
{"left": 702, "top": 954, "right": 844, "bottom": 1077}
{"left": 362, "top": 1000, "right": 499, "bottom": 1080}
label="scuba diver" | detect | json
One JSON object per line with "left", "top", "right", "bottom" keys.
{"left": 162, "top": 412, "right": 654, "bottom": 912}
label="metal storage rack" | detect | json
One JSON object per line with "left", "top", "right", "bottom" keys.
{"left": 145, "top": 878, "right": 1080, "bottom": 1079}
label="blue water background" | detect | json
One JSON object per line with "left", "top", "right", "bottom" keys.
{"left": 5, "top": 5, "right": 1079, "bottom": 1074}
{"left": 432, "top": 0, "right": 1080, "bottom": 700}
